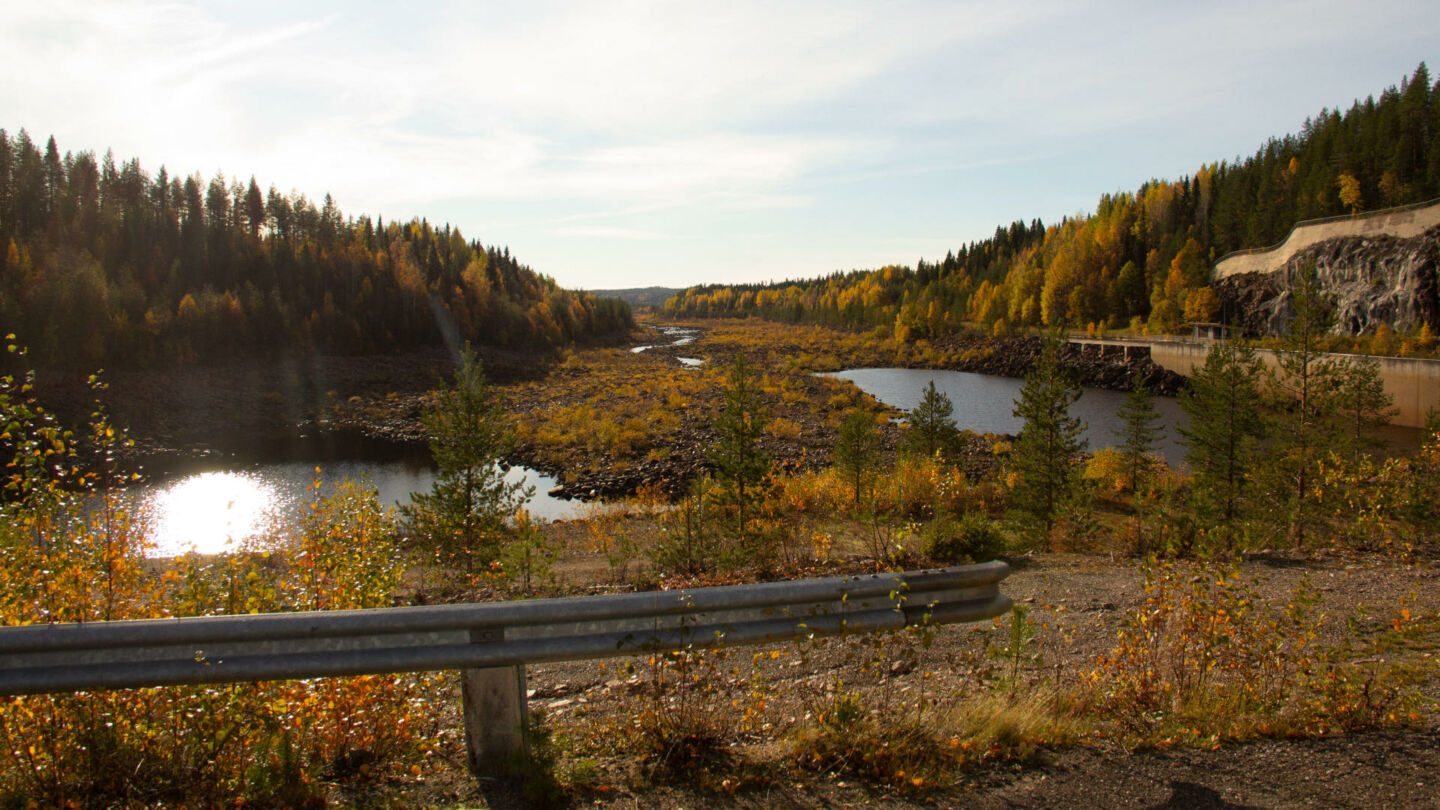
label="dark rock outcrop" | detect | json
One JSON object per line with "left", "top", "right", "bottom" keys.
{"left": 930, "top": 334, "right": 1188, "bottom": 396}
{"left": 1215, "top": 224, "right": 1440, "bottom": 336}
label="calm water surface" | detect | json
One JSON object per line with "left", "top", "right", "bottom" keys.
{"left": 827, "top": 368, "right": 1191, "bottom": 465}
{"left": 124, "top": 435, "right": 584, "bottom": 557}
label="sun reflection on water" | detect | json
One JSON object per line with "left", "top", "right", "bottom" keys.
{"left": 144, "top": 471, "right": 288, "bottom": 557}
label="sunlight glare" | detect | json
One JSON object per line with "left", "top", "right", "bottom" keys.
{"left": 145, "top": 471, "right": 284, "bottom": 556}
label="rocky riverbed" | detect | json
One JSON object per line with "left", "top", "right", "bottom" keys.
{"left": 928, "top": 333, "right": 1188, "bottom": 396}
{"left": 29, "top": 322, "right": 1186, "bottom": 501}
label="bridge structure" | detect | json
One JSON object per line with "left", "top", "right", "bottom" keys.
{"left": 1066, "top": 334, "right": 1440, "bottom": 429}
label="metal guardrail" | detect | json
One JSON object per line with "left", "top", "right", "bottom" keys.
{"left": 0, "top": 561, "right": 1011, "bottom": 694}
{"left": 1066, "top": 334, "right": 1199, "bottom": 346}
{"left": 0, "top": 562, "right": 1011, "bottom": 775}
{"left": 1212, "top": 196, "right": 1440, "bottom": 266}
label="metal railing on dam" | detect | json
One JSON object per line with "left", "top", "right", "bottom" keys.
{"left": 0, "top": 561, "right": 1012, "bottom": 775}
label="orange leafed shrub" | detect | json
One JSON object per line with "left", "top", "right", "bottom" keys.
{"left": 1086, "top": 560, "right": 1416, "bottom": 743}
{"left": 0, "top": 355, "right": 445, "bottom": 805}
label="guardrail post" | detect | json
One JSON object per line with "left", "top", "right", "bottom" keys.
{"left": 461, "top": 664, "right": 529, "bottom": 776}
{"left": 460, "top": 628, "right": 529, "bottom": 777}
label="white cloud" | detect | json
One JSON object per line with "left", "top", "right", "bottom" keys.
{"left": 3, "top": 0, "right": 1437, "bottom": 289}
{"left": 553, "top": 226, "right": 671, "bottom": 240}
{"left": 435, "top": 1, "right": 1041, "bottom": 134}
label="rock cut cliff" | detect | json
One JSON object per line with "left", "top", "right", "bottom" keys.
{"left": 1214, "top": 224, "right": 1440, "bottom": 336}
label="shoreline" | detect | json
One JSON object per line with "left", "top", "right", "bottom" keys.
{"left": 28, "top": 324, "right": 1185, "bottom": 500}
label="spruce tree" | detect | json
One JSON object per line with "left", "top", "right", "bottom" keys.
{"left": 834, "top": 407, "right": 881, "bottom": 507}
{"left": 707, "top": 354, "right": 771, "bottom": 558}
{"left": 1332, "top": 356, "right": 1395, "bottom": 467}
{"left": 1178, "top": 341, "right": 1267, "bottom": 534}
{"left": 905, "top": 380, "right": 960, "bottom": 459}
{"left": 1116, "top": 378, "right": 1162, "bottom": 494}
{"left": 1009, "top": 336, "right": 1087, "bottom": 537}
{"left": 401, "top": 346, "right": 531, "bottom": 574}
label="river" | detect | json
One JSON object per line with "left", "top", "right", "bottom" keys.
{"left": 127, "top": 362, "right": 1418, "bottom": 557}
{"left": 132, "top": 365, "right": 1183, "bottom": 556}
{"left": 826, "top": 368, "right": 1192, "bottom": 465}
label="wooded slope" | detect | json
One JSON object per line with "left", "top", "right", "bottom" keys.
{"left": 666, "top": 64, "right": 1440, "bottom": 339}
{"left": 0, "top": 134, "right": 632, "bottom": 369}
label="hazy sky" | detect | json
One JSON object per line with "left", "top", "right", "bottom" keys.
{"left": 3, "top": 1, "right": 1436, "bottom": 290}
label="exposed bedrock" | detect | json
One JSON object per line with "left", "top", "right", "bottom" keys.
{"left": 1215, "top": 224, "right": 1440, "bottom": 337}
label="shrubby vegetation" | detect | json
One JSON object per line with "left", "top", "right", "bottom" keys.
{"left": 0, "top": 339, "right": 446, "bottom": 806}
{"left": 3, "top": 314, "right": 1439, "bottom": 803}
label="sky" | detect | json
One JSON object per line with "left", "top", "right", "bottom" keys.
{"left": 2, "top": 1, "right": 1436, "bottom": 291}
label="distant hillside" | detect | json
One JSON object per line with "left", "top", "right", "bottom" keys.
{"left": 0, "top": 132, "right": 632, "bottom": 369}
{"left": 588, "top": 286, "right": 682, "bottom": 309}
{"left": 666, "top": 63, "right": 1440, "bottom": 339}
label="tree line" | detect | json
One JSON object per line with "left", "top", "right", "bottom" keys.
{"left": 0, "top": 132, "right": 633, "bottom": 369}
{"left": 666, "top": 63, "right": 1440, "bottom": 339}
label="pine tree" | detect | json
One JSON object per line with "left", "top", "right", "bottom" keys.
{"left": 1009, "top": 336, "right": 1087, "bottom": 536}
{"left": 1407, "top": 411, "right": 1440, "bottom": 525}
{"left": 1179, "top": 341, "right": 1267, "bottom": 533}
{"left": 834, "top": 407, "right": 881, "bottom": 507}
{"left": 1116, "top": 378, "right": 1162, "bottom": 494}
{"left": 401, "top": 346, "right": 531, "bottom": 574}
{"left": 904, "top": 380, "right": 960, "bottom": 458}
{"left": 1332, "top": 356, "right": 1396, "bottom": 467}
{"left": 244, "top": 177, "right": 265, "bottom": 239}
{"left": 1270, "top": 263, "right": 1341, "bottom": 545}
{"left": 707, "top": 354, "right": 771, "bottom": 558}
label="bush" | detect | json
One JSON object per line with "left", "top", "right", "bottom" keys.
{"left": 0, "top": 347, "right": 444, "bottom": 806}
{"left": 922, "top": 512, "right": 1007, "bottom": 564}
{"left": 791, "top": 694, "right": 950, "bottom": 793}
{"left": 875, "top": 454, "right": 981, "bottom": 519}
{"left": 1087, "top": 560, "right": 1417, "bottom": 743}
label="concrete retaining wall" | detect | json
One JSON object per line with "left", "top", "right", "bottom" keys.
{"left": 1149, "top": 342, "right": 1440, "bottom": 428}
{"left": 1214, "top": 199, "right": 1440, "bottom": 279}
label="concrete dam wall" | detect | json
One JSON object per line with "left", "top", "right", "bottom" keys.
{"left": 1148, "top": 342, "right": 1440, "bottom": 429}
{"left": 1069, "top": 337, "right": 1439, "bottom": 428}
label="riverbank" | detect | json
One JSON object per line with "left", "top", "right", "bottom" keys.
{"left": 494, "top": 320, "right": 1186, "bottom": 498}
{"left": 28, "top": 320, "right": 1185, "bottom": 499}
{"left": 930, "top": 332, "right": 1188, "bottom": 395}
{"left": 9, "top": 318, "right": 1439, "bottom": 808}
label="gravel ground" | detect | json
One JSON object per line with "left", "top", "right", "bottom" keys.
{"left": 366, "top": 550, "right": 1440, "bottom": 809}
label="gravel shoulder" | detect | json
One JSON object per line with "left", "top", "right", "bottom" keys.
{"left": 396, "top": 551, "right": 1440, "bottom": 809}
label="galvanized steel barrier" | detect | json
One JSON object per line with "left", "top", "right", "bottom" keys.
{"left": 0, "top": 561, "right": 1011, "bottom": 774}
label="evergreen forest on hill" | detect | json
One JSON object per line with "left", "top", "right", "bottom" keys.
{"left": 666, "top": 64, "right": 1440, "bottom": 340}
{"left": 0, "top": 134, "right": 633, "bottom": 369}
